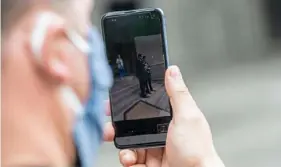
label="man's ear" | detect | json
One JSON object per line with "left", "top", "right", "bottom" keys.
{"left": 30, "top": 12, "right": 70, "bottom": 84}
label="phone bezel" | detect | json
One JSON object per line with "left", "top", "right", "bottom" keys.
{"left": 101, "top": 8, "right": 172, "bottom": 149}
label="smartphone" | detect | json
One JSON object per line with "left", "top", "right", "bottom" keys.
{"left": 101, "top": 8, "right": 172, "bottom": 149}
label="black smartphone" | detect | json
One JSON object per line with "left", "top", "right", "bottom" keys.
{"left": 101, "top": 8, "right": 172, "bottom": 149}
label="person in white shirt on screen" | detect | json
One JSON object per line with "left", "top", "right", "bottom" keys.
{"left": 116, "top": 54, "right": 126, "bottom": 79}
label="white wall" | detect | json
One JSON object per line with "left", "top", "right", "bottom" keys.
{"left": 134, "top": 35, "right": 163, "bottom": 64}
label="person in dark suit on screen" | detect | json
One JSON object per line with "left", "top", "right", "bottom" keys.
{"left": 142, "top": 55, "right": 154, "bottom": 93}
{"left": 136, "top": 54, "right": 148, "bottom": 98}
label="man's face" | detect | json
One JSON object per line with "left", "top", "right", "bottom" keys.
{"left": 2, "top": 0, "right": 95, "bottom": 165}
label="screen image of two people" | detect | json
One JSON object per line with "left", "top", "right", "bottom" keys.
{"left": 110, "top": 35, "right": 170, "bottom": 121}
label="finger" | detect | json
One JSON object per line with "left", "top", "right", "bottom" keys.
{"left": 119, "top": 149, "right": 137, "bottom": 167}
{"left": 119, "top": 149, "right": 146, "bottom": 167}
{"left": 129, "top": 165, "right": 146, "bottom": 167}
{"left": 145, "top": 148, "right": 163, "bottom": 167}
{"left": 136, "top": 149, "right": 146, "bottom": 164}
{"left": 161, "top": 149, "right": 169, "bottom": 167}
{"left": 165, "top": 66, "right": 198, "bottom": 120}
{"left": 103, "top": 122, "right": 114, "bottom": 142}
{"left": 105, "top": 99, "right": 111, "bottom": 116}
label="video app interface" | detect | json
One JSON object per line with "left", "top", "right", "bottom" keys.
{"left": 104, "top": 12, "right": 171, "bottom": 124}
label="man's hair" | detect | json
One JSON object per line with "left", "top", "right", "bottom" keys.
{"left": 1, "top": 0, "right": 70, "bottom": 35}
{"left": 2, "top": 0, "right": 35, "bottom": 33}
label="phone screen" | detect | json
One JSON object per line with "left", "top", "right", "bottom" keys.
{"left": 102, "top": 9, "right": 171, "bottom": 147}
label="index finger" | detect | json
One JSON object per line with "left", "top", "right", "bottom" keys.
{"left": 103, "top": 122, "right": 114, "bottom": 142}
{"left": 119, "top": 149, "right": 146, "bottom": 167}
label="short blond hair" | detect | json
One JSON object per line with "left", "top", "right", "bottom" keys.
{"left": 2, "top": 0, "right": 37, "bottom": 33}
{"left": 1, "top": 0, "right": 72, "bottom": 34}
{"left": 2, "top": 0, "right": 91, "bottom": 36}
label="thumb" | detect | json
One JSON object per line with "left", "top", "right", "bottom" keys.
{"left": 165, "top": 66, "right": 198, "bottom": 121}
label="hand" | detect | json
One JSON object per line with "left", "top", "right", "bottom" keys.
{"left": 103, "top": 66, "right": 225, "bottom": 167}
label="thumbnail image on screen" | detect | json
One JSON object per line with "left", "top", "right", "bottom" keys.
{"left": 104, "top": 13, "right": 171, "bottom": 122}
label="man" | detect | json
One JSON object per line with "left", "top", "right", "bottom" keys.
{"left": 2, "top": 0, "right": 225, "bottom": 167}
{"left": 136, "top": 53, "right": 148, "bottom": 98}
{"left": 142, "top": 55, "right": 154, "bottom": 93}
{"left": 2, "top": 0, "right": 113, "bottom": 167}
{"left": 116, "top": 54, "right": 125, "bottom": 79}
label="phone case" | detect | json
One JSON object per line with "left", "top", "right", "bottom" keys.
{"left": 101, "top": 8, "right": 172, "bottom": 149}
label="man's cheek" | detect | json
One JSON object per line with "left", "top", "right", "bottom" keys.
{"left": 68, "top": 54, "right": 89, "bottom": 102}
{"left": 78, "top": 56, "right": 90, "bottom": 102}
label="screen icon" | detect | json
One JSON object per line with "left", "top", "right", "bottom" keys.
{"left": 157, "top": 123, "right": 168, "bottom": 133}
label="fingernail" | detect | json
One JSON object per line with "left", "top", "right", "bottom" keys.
{"left": 170, "top": 66, "right": 182, "bottom": 79}
{"left": 120, "top": 150, "right": 126, "bottom": 157}
{"left": 124, "top": 153, "right": 131, "bottom": 160}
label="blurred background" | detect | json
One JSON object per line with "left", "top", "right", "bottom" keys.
{"left": 91, "top": 0, "right": 281, "bottom": 167}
